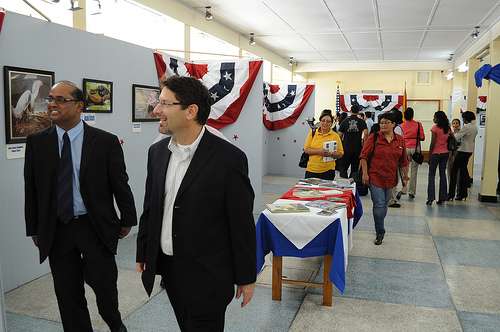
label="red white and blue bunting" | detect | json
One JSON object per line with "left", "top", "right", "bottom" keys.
{"left": 0, "top": 8, "right": 5, "bottom": 34}
{"left": 153, "top": 52, "right": 262, "bottom": 129}
{"left": 262, "top": 83, "right": 314, "bottom": 130}
{"left": 340, "top": 93, "right": 403, "bottom": 113}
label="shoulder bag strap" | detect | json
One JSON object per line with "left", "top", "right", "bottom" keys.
{"left": 415, "top": 123, "right": 421, "bottom": 152}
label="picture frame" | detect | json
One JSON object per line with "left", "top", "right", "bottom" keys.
{"left": 132, "top": 84, "right": 160, "bottom": 122}
{"left": 83, "top": 78, "right": 113, "bottom": 113}
{"left": 3, "top": 66, "right": 54, "bottom": 144}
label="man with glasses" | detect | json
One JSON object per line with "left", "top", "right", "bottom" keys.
{"left": 24, "top": 81, "right": 137, "bottom": 332}
{"left": 136, "top": 76, "right": 256, "bottom": 331}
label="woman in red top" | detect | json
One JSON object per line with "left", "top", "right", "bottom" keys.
{"left": 426, "top": 111, "right": 450, "bottom": 205}
{"left": 360, "top": 112, "right": 409, "bottom": 245}
{"left": 400, "top": 108, "right": 425, "bottom": 198}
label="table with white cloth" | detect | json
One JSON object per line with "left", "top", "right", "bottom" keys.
{"left": 256, "top": 184, "right": 363, "bottom": 306}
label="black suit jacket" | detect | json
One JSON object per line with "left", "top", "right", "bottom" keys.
{"left": 136, "top": 130, "right": 256, "bottom": 299}
{"left": 24, "top": 123, "right": 137, "bottom": 263}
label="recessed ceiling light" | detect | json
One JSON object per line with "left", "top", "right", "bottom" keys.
{"left": 205, "top": 6, "right": 213, "bottom": 21}
{"left": 249, "top": 33, "right": 256, "bottom": 46}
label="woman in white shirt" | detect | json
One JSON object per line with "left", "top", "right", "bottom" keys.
{"left": 448, "top": 111, "right": 478, "bottom": 201}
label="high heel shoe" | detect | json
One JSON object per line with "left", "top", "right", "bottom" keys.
{"left": 447, "top": 195, "right": 454, "bottom": 201}
{"left": 426, "top": 200, "right": 433, "bottom": 206}
{"left": 436, "top": 200, "right": 445, "bottom": 205}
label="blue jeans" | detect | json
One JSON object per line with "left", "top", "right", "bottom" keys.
{"left": 369, "top": 185, "right": 392, "bottom": 236}
{"left": 427, "top": 153, "right": 448, "bottom": 201}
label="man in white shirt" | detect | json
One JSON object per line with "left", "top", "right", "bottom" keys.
{"left": 136, "top": 76, "right": 256, "bottom": 331}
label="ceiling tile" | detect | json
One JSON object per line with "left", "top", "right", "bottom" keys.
{"left": 264, "top": 0, "right": 339, "bottom": 33}
{"left": 381, "top": 31, "right": 424, "bottom": 48}
{"left": 421, "top": 31, "right": 467, "bottom": 49}
{"left": 344, "top": 32, "right": 380, "bottom": 49}
{"left": 383, "top": 49, "right": 418, "bottom": 60}
{"left": 322, "top": 50, "right": 356, "bottom": 61}
{"left": 378, "top": 0, "right": 436, "bottom": 28}
{"left": 258, "top": 35, "right": 313, "bottom": 53}
{"left": 323, "top": 0, "right": 376, "bottom": 30}
{"left": 432, "top": 0, "right": 498, "bottom": 27}
{"left": 417, "top": 49, "right": 453, "bottom": 60}
{"left": 354, "top": 49, "right": 383, "bottom": 60}
{"left": 304, "top": 34, "right": 350, "bottom": 51}
{"left": 289, "top": 52, "right": 328, "bottom": 62}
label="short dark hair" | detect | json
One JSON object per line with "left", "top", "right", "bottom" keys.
{"left": 378, "top": 112, "right": 395, "bottom": 123}
{"left": 461, "top": 111, "right": 476, "bottom": 123}
{"left": 161, "top": 76, "right": 211, "bottom": 125}
{"left": 55, "top": 80, "right": 84, "bottom": 102}
{"left": 320, "top": 109, "right": 334, "bottom": 122}
{"left": 404, "top": 107, "right": 414, "bottom": 121}
{"left": 365, "top": 111, "right": 372, "bottom": 118}
{"left": 390, "top": 108, "right": 403, "bottom": 124}
{"left": 351, "top": 105, "right": 360, "bottom": 114}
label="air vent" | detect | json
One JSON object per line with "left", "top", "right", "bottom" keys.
{"left": 416, "top": 71, "right": 431, "bottom": 85}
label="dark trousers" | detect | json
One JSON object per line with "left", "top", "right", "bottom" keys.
{"left": 159, "top": 254, "right": 229, "bottom": 332}
{"left": 339, "top": 150, "right": 361, "bottom": 178}
{"left": 427, "top": 153, "right": 449, "bottom": 201}
{"left": 449, "top": 151, "right": 472, "bottom": 198}
{"left": 305, "top": 169, "right": 335, "bottom": 180}
{"left": 49, "top": 215, "right": 122, "bottom": 332}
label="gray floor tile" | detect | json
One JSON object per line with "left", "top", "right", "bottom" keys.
{"left": 357, "top": 214, "right": 431, "bottom": 235}
{"left": 225, "top": 287, "right": 305, "bottom": 332}
{"left": 458, "top": 311, "right": 500, "bottom": 332}
{"left": 256, "top": 265, "right": 317, "bottom": 289}
{"left": 350, "top": 231, "right": 440, "bottom": 264}
{"left": 424, "top": 204, "right": 497, "bottom": 220}
{"left": 444, "top": 265, "right": 500, "bottom": 314}
{"left": 434, "top": 237, "right": 500, "bottom": 268}
{"left": 290, "top": 295, "right": 462, "bottom": 332}
{"left": 309, "top": 256, "right": 453, "bottom": 308}
{"left": 428, "top": 217, "right": 500, "bottom": 240}
{"left": 6, "top": 313, "right": 63, "bottom": 332}
{"left": 262, "top": 183, "right": 294, "bottom": 194}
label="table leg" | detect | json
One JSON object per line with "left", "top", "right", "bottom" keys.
{"left": 322, "top": 255, "right": 333, "bottom": 306}
{"left": 272, "top": 255, "right": 283, "bottom": 301}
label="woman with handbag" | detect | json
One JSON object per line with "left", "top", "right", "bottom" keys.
{"left": 360, "top": 112, "right": 409, "bottom": 245}
{"left": 426, "top": 111, "right": 451, "bottom": 205}
{"left": 303, "top": 110, "right": 344, "bottom": 180}
{"left": 401, "top": 107, "right": 425, "bottom": 199}
{"left": 448, "top": 111, "right": 478, "bottom": 200}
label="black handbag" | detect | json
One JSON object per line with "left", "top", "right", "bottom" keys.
{"left": 299, "top": 129, "right": 316, "bottom": 168}
{"left": 411, "top": 123, "right": 424, "bottom": 164}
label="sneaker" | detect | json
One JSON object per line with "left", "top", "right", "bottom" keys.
{"left": 388, "top": 202, "right": 401, "bottom": 208}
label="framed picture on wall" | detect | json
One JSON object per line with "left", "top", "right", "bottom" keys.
{"left": 132, "top": 84, "right": 160, "bottom": 122}
{"left": 3, "top": 66, "right": 54, "bottom": 144}
{"left": 83, "top": 78, "right": 113, "bottom": 113}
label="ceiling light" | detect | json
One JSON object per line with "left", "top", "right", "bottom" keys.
{"left": 446, "top": 71, "right": 454, "bottom": 80}
{"left": 289, "top": 57, "right": 295, "bottom": 66}
{"left": 205, "top": 6, "right": 213, "bottom": 21}
{"left": 458, "top": 62, "right": 469, "bottom": 72}
{"left": 447, "top": 53, "right": 454, "bottom": 62}
{"left": 249, "top": 33, "right": 256, "bottom": 46}
{"left": 69, "top": 0, "right": 83, "bottom": 11}
{"left": 471, "top": 26, "right": 480, "bottom": 39}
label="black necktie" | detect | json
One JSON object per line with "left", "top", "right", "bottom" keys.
{"left": 57, "top": 132, "right": 74, "bottom": 223}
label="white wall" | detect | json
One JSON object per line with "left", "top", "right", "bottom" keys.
{"left": 0, "top": 13, "right": 263, "bottom": 292}
{"left": 0, "top": 264, "right": 5, "bottom": 332}
{"left": 265, "top": 90, "right": 315, "bottom": 177}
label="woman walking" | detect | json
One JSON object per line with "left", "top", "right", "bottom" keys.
{"left": 447, "top": 118, "right": 461, "bottom": 183}
{"left": 448, "top": 111, "right": 478, "bottom": 200}
{"left": 360, "top": 112, "right": 409, "bottom": 245}
{"left": 401, "top": 107, "right": 425, "bottom": 199}
{"left": 303, "top": 110, "right": 344, "bottom": 180}
{"left": 427, "top": 111, "right": 450, "bottom": 205}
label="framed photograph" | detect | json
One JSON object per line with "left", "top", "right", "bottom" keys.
{"left": 83, "top": 78, "right": 112, "bottom": 113}
{"left": 132, "top": 84, "right": 160, "bottom": 122}
{"left": 3, "top": 66, "right": 54, "bottom": 144}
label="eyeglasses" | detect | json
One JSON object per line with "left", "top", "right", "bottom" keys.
{"left": 159, "top": 101, "right": 184, "bottom": 107}
{"left": 379, "top": 121, "right": 393, "bottom": 125}
{"left": 44, "top": 96, "right": 80, "bottom": 104}
{"left": 320, "top": 119, "right": 333, "bottom": 123}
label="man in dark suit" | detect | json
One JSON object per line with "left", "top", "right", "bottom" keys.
{"left": 136, "top": 76, "right": 256, "bottom": 331}
{"left": 24, "top": 80, "right": 137, "bottom": 332}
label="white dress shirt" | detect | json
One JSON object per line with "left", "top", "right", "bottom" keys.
{"left": 161, "top": 126, "right": 205, "bottom": 255}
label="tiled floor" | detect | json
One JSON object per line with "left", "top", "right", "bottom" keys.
{"left": 5, "top": 165, "right": 500, "bottom": 331}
